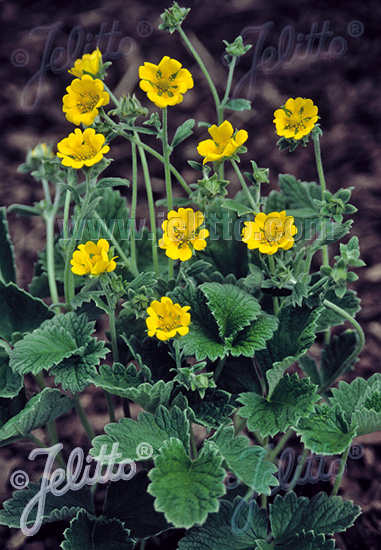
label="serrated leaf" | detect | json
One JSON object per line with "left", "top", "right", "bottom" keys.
{"left": 223, "top": 199, "right": 254, "bottom": 216}
{"left": 50, "top": 339, "right": 108, "bottom": 393}
{"left": 171, "top": 118, "right": 195, "bottom": 148}
{"left": 0, "top": 282, "right": 53, "bottom": 342}
{"left": 312, "top": 220, "right": 353, "bottom": 249}
{"left": 208, "top": 425, "right": 278, "bottom": 494}
{"left": 217, "top": 356, "right": 262, "bottom": 397}
{"left": 10, "top": 313, "right": 103, "bottom": 377}
{"left": 298, "top": 354, "right": 322, "bottom": 386}
{"left": 256, "top": 303, "right": 323, "bottom": 385}
{"left": 229, "top": 314, "right": 279, "bottom": 358}
{"left": 90, "top": 405, "right": 189, "bottom": 462}
{"left": 0, "top": 481, "right": 93, "bottom": 530}
{"left": 320, "top": 330, "right": 358, "bottom": 386}
{"left": 330, "top": 373, "right": 381, "bottom": 436}
{"left": 91, "top": 363, "right": 172, "bottom": 413}
{"left": 224, "top": 99, "right": 252, "bottom": 111}
{"left": 296, "top": 403, "right": 356, "bottom": 454}
{"left": 124, "top": 271, "right": 157, "bottom": 293}
{"left": 103, "top": 470, "right": 169, "bottom": 539}
{"left": 277, "top": 531, "right": 336, "bottom": 550}
{"left": 200, "top": 283, "right": 261, "bottom": 340}
{"left": 0, "top": 388, "right": 75, "bottom": 443}
{"left": 278, "top": 174, "right": 319, "bottom": 211}
{"left": 97, "top": 177, "right": 130, "bottom": 188}
{"left": 0, "top": 208, "right": 16, "bottom": 284}
{"left": 270, "top": 491, "right": 361, "bottom": 543}
{"left": 61, "top": 511, "right": 133, "bottom": 550}
{"left": 0, "top": 352, "right": 22, "bottom": 398}
{"left": 178, "top": 497, "right": 268, "bottom": 549}
{"left": 148, "top": 437, "right": 226, "bottom": 528}
{"left": 180, "top": 387, "right": 234, "bottom": 429}
{"left": 316, "top": 290, "right": 360, "bottom": 332}
{"left": 238, "top": 374, "right": 318, "bottom": 437}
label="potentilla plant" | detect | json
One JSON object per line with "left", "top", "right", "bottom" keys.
{"left": 0, "top": 2, "right": 377, "bottom": 549}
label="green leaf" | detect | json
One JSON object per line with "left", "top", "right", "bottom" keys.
{"left": 320, "top": 330, "right": 358, "bottom": 384}
{"left": 224, "top": 99, "right": 252, "bottom": 111}
{"left": 50, "top": 339, "right": 108, "bottom": 393}
{"left": 312, "top": 220, "right": 353, "bottom": 249}
{"left": 256, "top": 303, "right": 323, "bottom": 385}
{"left": 0, "top": 481, "right": 93, "bottom": 529}
{"left": 0, "top": 352, "right": 22, "bottom": 398}
{"left": 0, "top": 208, "right": 16, "bottom": 284}
{"left": 0, "top": 282, "right": 53, "bottom": 342}
{"left": 90, "top": 405, "right": 189, "bottom": 462}
{"left": 180, "top": 388, "right": 235, "bottom": 430}
{"left": 278, "top": 174, "right": 319, "bottom": 211}
{"left": 222, "top": 199, "right": 254, "bottom": 216}
{"left": 238, "top": 374, "right": 318, "bottom": 437}
{"left": 91, "top": 363, "right": 172, "bottom": 413}
{"left": 103, "top": 470, "right": 169, "bottom": 539}
{"left": 230, "top": 314, "right": 279, "bottom": 358}
{"left": 296, "top": 403, "right": 356, "bottom": 454}
{"left": 208, "top": 425, "right": 278, "bottom": 494}
{"left": 171, "top": 118, "right": 195, "bottom": 148}
{"left": 217, "top": 356, "right": 262, "bottom": 397}
{"left": 171, "top": 285, "right": 225, "bottom": 361}
{"left": 148, "top": 437, "right": 226, "bottom": 528}
{"left": 200, "top": 283, "right": 261, "bottom": 340}
{"left": 330, "top": 373, "right": 381, "bottom": 436}
{"left": 0, "top": 388, "right": 75, "bottom": 443}
{"left": 10, "top": 313, "right": 107, "bottom": 380}
{"left": 96, "top": 177, "right": 130, "bottom": 188}
{"left": 316, "top": 290, "right": 360, "bottom": 332}
{"left": 178, "top": 497, "right": 268, "bottom": 549}
{"left": 277, "top": 531, "right": 336, "bottom": 550}
{"left": 270, "top": 491, "right": 361, "bottom": 543}
{"left": 61, "top": 511, "right": 133, "bottom": 550}
{"left": 298, "top": 354, "right": 321, "bottom": 386}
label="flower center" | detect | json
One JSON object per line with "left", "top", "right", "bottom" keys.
{"left": 77, "top": 92, "right": 100, "bottom": 113}
{"left": 158, "top": 312, "right": 181, "bottom": 332}
{"left": 74, "top": 143, "right": 97, "bottom": 160}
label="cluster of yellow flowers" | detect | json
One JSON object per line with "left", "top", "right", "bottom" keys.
{"left": 61, "top": 49, "right": 318, "bottom": 340}
{"left": 57, "top": 49, "right": 110, "bottom": 169}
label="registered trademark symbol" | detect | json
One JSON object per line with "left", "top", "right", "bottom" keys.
{"left": 347, "top": 20, "right": 364, "bottom": 38}
{"left": 349, "top": 443, "right": 364, "bottom": 459}
{"left": 137, "top": 21, "right": 153, "bottom": 38}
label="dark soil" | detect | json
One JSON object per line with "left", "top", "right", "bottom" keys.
{"left": 0, "top": 0, "right": 380, "bottom": 548}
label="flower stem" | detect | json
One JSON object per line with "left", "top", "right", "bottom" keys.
{"left": 313, "top": 134, "right": 329, "bottom": 269}
{"left": 213, "top": 357, "right": 227, "bottom": 382}
{"left": 268, "top": 255, "right": 279, "bottom": 315}
{"left": 190, "top": 424, "right": 197, "bottom": 459}
{"left": 63, "top": 190, "right": 71, "bottom": 240}
{"left": 135, "top": 133, "right": 159, "bottom": 276}
{"left": 234, "top": 414, "right": 246, "bottom": 436}
{"left": 162, "top": 107, "right": 174, "bottom": 279}
{"left": 319, "top": 299, "right": 365, "bottom": 392}
{"left": 221, "top": 57, "right": 236, "bottom": 109}
{"left": 177, "top": 26, "right": 222, "bottom": 123}
{"left": 103, "top": 83, "right": 120, "bottom": 108}
{"left": 231, "top": 159, "right": 257, "bottom": 212}
{"left": 130, "top": 142, "right": 139, "bottom": 275}
{"left": 267, "top": 428, "right": 293, "bottom": 462}
{"left": 75, "top": 393, "right": 96, "bottom": 442}
{"left": 331, "top": 444, "right": 350, "bottom": 496}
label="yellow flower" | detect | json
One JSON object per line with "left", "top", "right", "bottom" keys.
{"left": 139, "top": 56, "right": 193, "bottom": 109}
{"left": 57, "top": 128, "right": 110, "bottom": 169}
{"left": 70, "top": 239, "right": 117, "bottom": 276}
{"left": 273, "top": 98, "right": 318, "bottom": 140}
{"left": 68, "top": 48, "right": 102, "bottom": 78}
{"left": 159, "top": 208, "right": 209, "bottom": 261}
{"left": 63, "top": 75, "right": 109, "bottom": 126}
{"left": 146, "top": 296, "right": 191, "bottom": 341}
{"left": 242, "top": 211, "right": 297, "bottom": 255}
{"left": 197, "top": 120, "right": 248, "bottom": 165}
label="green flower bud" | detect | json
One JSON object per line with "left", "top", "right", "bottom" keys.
{"left": 159, "top": 2, "right": 190, "bottom": 33}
